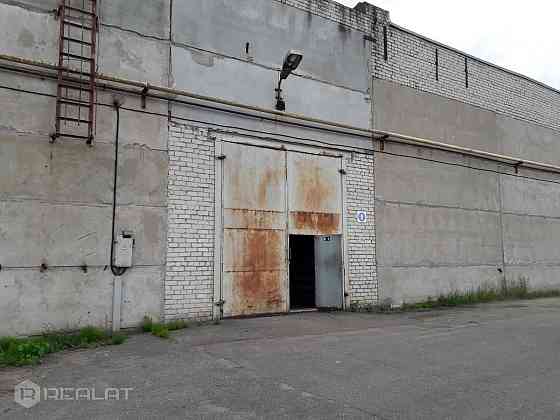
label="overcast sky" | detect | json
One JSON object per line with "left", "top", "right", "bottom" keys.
{"left": 339, "top": 0, "right": 560, "bottom": 90}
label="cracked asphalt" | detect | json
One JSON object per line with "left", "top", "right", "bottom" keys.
{"left": 2, "top": 298, "right": 560, "bottom": 419}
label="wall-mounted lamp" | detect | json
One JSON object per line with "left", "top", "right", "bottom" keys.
{"left": 275, "top": 50, "right": 303, "bottom": 111}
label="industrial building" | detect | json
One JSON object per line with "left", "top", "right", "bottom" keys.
{"left": 1, "top": 0, "right": 559, "bottom": 336}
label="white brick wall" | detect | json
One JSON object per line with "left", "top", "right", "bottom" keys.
{"left": 346, "top": 153, "right": 377, "bottom": 303}
{"left": 165, "top": 124, "right": 379, "bottom": 316}
{"left": 165, "top": 123, "right": 215, "bottom": 321}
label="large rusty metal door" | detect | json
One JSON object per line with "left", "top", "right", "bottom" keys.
{"left": 287, "top": 152, "right": 343, "bottom": 236}
{"left": 221, "top": 143, "right": 288, "bottom": 317}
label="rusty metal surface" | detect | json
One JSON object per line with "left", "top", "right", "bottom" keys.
{"left": 290, "top": 211, "right": 341, "bottom": 236}
{"left": 288, "top": 152, "right": 342, "bottom": 235}
{"left": 222, "top": 143, "right": 288, "bottom": 317}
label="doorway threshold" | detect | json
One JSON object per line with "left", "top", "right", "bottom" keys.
{"left": 289, "top": 308, "right": 318, "bottom": 313}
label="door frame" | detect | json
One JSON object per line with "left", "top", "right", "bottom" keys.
{"left": 213, "top": 134, "right": 350, "bottom": 318}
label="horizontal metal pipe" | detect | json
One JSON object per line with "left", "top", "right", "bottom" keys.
{"left": 1, "top": 52, "right": 560, "bottom": 174}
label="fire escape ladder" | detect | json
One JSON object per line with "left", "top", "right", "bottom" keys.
{"left": 54, "top": 0, "right": 98, "bottom": 145}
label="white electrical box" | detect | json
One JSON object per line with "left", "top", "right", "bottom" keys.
{"left": 115, "top": 233, "right": 134, "bottom": 268}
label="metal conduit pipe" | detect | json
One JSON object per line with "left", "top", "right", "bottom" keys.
{"left": 1, "top": 53, "right": 560, "bottom": 174}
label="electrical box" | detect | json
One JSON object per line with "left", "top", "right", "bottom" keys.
{"left": 115, "top": 232, "right": 134, "bottom": 268}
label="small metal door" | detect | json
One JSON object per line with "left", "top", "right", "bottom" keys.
{"left": 314, "top": 235, "right": 343, "bottom": 308}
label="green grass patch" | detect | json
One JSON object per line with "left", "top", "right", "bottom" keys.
{"left": 0, "top": 327, "right": 127, "bottom": 368}
{"left": 141, "top": 316, "right": 190, "bottom": 339}
{"left": 351, "top": 278, "right": 560, "bottom": 313}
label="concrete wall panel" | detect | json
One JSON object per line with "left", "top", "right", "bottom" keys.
{"left": 172, "top": 46, "right": 369, "bottom": 128}
{"left": 503, "top": 214, "right": 560, "bottom": 265}
{"left": 172, "top": 0, "right": 368, "bottom": 91}
{"left": 497, "top": 115, "right": 560, "bottom": 167}
{"left": 373, "top": 79, "right": 499, "bottom": 153}
{"left": 0, "top": 201, "right": 111, "bottom": 267}
{"left": 116, "top": 206, "right": 167, "bottom": 266}
{"left": 0, "top": 3, "right": 57, "bottom": 63}
{"left": 0, "top": 86, "right": 55, "bottom": 135}
{"left": 0, "top": 268, "right": 113, "bottom": 336}
{"left": 505, "top": 266, "right": 560, "bottom": 291}
{"left": 121, "top": 267, "right": 164, "bottom": 328}
{"left": 98, "top": 26, "right": 170, "bottom": 86}
{"left": 375, "top": 153, "right": 500, "bottom": 211}
{"left": 0, "top": 134, "right": 114, "bottom": 203}
{"left": 501, "top": 175, "right": 560, "bottom": 218}
{"left": 116, "top": 147, "right": 168, "bottom": 206}
{"left": 379, "top": 266, "right": 504, "bottom": 304}
{"left": 100, "top": 0, "right": 170, "bottom": 39}
{"left": 376, "top": 202, "right": 501, "bottom": 267}
{"left": 95, "top": 104, "right": 169, "bottom": 150}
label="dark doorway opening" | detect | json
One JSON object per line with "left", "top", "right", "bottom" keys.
{"left": 289, "top": 235, "right": 316, "bottom": 309}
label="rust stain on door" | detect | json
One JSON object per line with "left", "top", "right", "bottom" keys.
{"left": 222, "top": 143, "right": 288, "bottom": 317}
{"left": 293, "top": 160, "right": 336, "bottom": 211}
{"left": 229, "top": 271, "right": 284, "bottom": 316}
{"left": 290, "top": 211, "right": 341, "bottom": 235}
{"left": 288, "top": 152, "right": 343, "bottom": 235}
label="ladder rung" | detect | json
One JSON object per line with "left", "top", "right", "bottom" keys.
{"left": 63, "top": 20, "right": 92, "bottom": 30}
{"left": 61, "top": 68, "right": 93, "bottom": 78}
{"left": 56, "top": 133, "right": 94, "bottom": 143}
{"left": 57, "top": 116, "right": 91, "bottom": 124}
{"left": 61, "top": 52, "right": 93, "bottom": 61}
{"left": 59, "top": 98, "right": 92, "bottom": 107}
{"left": 63, "top": 36, "right": 92, "bottom": 46}
{"left": 59, "top": 82, "right": 92, "bottom": 91}
{"left": 64, "top": 5, "right": 95, "bottom": 16}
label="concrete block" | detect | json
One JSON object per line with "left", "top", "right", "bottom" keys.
{"left": 497, "top": 115, "right": 560, "bottom": 166}
{"left": 503, "top": 214, "right": 560, "bottom": 265}
{"left": 121, "top": 266, "right": 164, "bottom": 328}
{"left": 115, "top": 205, "right": 167, "bottom": 266}
{"left": 373, "top": 79, "right": 499, "bottom": 153}
{"left": 376, "top": 202, "right": 501, "bottom": 267}
{"left": 100, "top": 0, "right": 170, "bottom": 39}
{"left": 0, "top": 3, "right": 58, "bottom": 64}
{"left": 505, "top": 266, "right": 560, "bottom": 291}
{"left": 116, "top": 146, "right": 168, "bottom": 206}
{"left": 172, "top": 0, "right": 368, "bottom": 91}
{"left": 95, "top": 103, "right": 169, "bottom": 150}
{"left": 501, "top": 175, "right": 560, "bottom": 218}
{"left": 98, "top": 26, "right": 170, "bottom": 86}
{"left": 0, "top": 85, "right": 55, "bottom": 135}
{"left": 0, "top": 201, "right": 111, "bottom": 267}
{"left": 375, "top": 153, "right": 500, "bottom": 211}
{"left": 0, "top": 268, "right": 113, "bottom": 336}
{"left": 0, "top": 133, "right": 114, "bottom": 203}
{"left": 172, "top": 45, "right": 369, "bottom": 128}
{"left": 171, "top": 103, "right": 373, "bottom": 152}
{"left": 1, "top": 0, "right": 61, "bottom": 11}
{"left": 378, "top": 266, "right": 504, "bottom": 304}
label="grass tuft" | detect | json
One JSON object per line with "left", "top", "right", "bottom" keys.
{"left": 150, "top": 324, "right": 170, "bottom": 339}
{"left": 0, "top": 327, "right": 127, "bottom": 367}
{"left": 141, "top": 316, "right": 190, "bottom": 339}
{"left": 141, "top": 316, "right": 154, "bottom": 333}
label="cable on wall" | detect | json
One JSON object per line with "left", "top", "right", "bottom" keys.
{"left": 110, "top": 99, "right": 127, "bottom": 277}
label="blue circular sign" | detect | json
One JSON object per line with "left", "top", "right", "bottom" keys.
{"left": 356, "top": 211, "right": 367, "bottom": 223}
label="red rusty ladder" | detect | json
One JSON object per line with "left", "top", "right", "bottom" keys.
{"left": 53, "top": 0, "right": 98, "bottom": 145}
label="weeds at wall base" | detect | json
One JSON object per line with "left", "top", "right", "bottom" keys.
{"left": 141, "top": 316, "right": 190, "bottom": 339}
{"left": 0, "top": 327, "right": 127, "bottom": 368}
{"left": 350, "top": 278, "right": 560, "bottom": 313}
